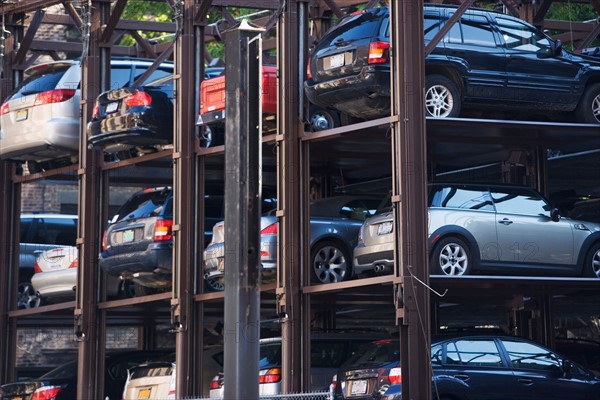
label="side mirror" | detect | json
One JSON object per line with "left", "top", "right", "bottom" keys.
{"left": 553, "top": 39, "right": 563, "bottom": 56}
{"left": 551, "top": 208, "right": 561, "bottom": 222}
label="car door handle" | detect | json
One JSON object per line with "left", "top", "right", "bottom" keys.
{"left": 518, "top": 378, "right": 533, "bottom": 386}
{"left": 498, "top": 218, "right": 513, "bottom": 225}
{"left": 453, "top": 374, "right": 470, "bottom": 381}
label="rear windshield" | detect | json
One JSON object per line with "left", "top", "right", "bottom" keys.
{"left": 114, "top": 190, "right": 173, "bottom": 222}
{"left": 342, "top": 340, "right": 399, "bottom": 368}
{"left": 322, "top": 10, "right": 384, "bottom": 43}
{"left": 9, "top": 65, "right": 71, "bottom": 100}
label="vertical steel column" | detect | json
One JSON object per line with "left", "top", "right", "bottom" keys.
{"left": 222, "top": 20, "right": 264, "bottom": 400}
{"left": 390, "top": 2, "right": 431, "bottom": 399}
{"left": 0, "top": 161, "right": 14, "bottom": 383}
{"left": 277, "top": 0, "right": 304, "bottom": 393}
{"left": 173, "top": 0, "right": 199, "bottom": 396}
{"left": 75, "top": 1, "right": 108, "bottom": 398}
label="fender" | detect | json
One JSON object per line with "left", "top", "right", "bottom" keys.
{"left": 429, "top": 225, "right": 482, "bottom": 269}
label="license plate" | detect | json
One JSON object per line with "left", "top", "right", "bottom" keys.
{"left": 137, "top": 388, "right": 151, "bottom": 399}
{"left": 328, "top": 53, "right": 345, "bottom": 69}
{"left": 16, "top": 109, "right": 28, "bottom": 121}
{"left": 122, "top": 229, "right": 135, "bottom": 243}
{"left": 377, "top": 221, "right": 393, "bottom": 235}
{"left": 105, "top": 101, "right": 119, "bottom": 113}
{"left": 350, "top": 380, "right": 367, "bottom": 395}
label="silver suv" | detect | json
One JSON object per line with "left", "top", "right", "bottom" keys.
{"left": 0, "top": 58, "right": 173, "bottom": 172}
{"left": 353, "top": 183, "right": 600, "bottom": 278}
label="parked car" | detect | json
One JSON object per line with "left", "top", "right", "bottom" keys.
{"left": 0, "top": 58, "right": 174, "bottom": 172}
{"left": 209, "top": 332, "right": 390, "bottom": 398}
{"left": 0, "top": 349, "right": 172, "bottom": 400}
{"left": 203, "top": 195, "right": 381, "bottom": 290}
{"left": 198, "top": 65, "right": 340, "bottom": 137}
{"left": 330, "top": 334, "right": 600, "bottom": 400}
{"left": 121, "top": 345, "right": 223, "bottom": 399}
{"left": 304, "top": 5, "right": 600, "bottom": 124}
{"left": 353, "top": 183, "right": 600, "bottom": 278}
{"left": 17, "top": 213, "right": 78, "bottom": 309}
{"left": 31, "top": 246, "right": 125, "bottom": 304}
{"left": 88, "top": 67, "right": 223, "bottom": 157}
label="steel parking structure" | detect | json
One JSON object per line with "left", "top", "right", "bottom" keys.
{"left": 0, "top": 1, "right": 600, "bottom": 400}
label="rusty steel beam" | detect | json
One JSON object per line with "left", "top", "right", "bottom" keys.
{"left": 195, "top": 0, "right": 214, "bottom": 23}
{"left": 499, "top": 0, "right": 520, "bottom": 17}
{"left": 62, "top": 0, "right": 83, "bottom": 29}
{"left": 424, "top": 0, "right": 476, "bottom": 56}
{"left": 578, "top": 22, "right": 600, "bottom": 48}
{"left": 130, "top": 30, "right": 159, "bottom": 59}
{"left": 99, "top": 0, "right": 127, "bottom": 43}
{"left": 13, "top": 10, "right": 45, "bottom": 65}
{"left": 533, "top": 0, "right": 553, "bottom": 25}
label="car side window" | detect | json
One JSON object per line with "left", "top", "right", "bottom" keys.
{"left": 20, "top": 218, "right": 33, "bottom": 242}
{"left": 44, "top": 218, "right": 78, "bottom": 245}
{"left": 311, "top": 341, "right": 345, "bottom": 367}
{"left": 490, "top": 188, "right": 550, "bottom": 216}
{"left": 429, "top": 186, "right": 494, "bottom": 211}
{"left": 495, "top": 17, "right": 553, "bottom": 54}
{"left": 424, "top": 14, "right": 441, "bottom": 42}
{"left": 431, "top": 343, "right": 443, "bottom": 365}
{"left": 445, "top": 13, "right": 496, "bottom": 47}
{"left": 445, "top": 339, "right": 503, "bottom": 367}
{"left": 502, "top": 340, "right": 562, "bottom": 372}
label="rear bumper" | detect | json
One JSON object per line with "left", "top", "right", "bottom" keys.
{"left": 353, "top": 241, "right": 395, "bottom": 276}
{"left": 87, "top": 112, "right": 172, "bottom": 150}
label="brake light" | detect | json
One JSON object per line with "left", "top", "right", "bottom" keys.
{"left": 69, "top": 258, "right": 79, "bottom": 269}
{"left": 154, "top": 218, "right": 173, "bottom": 241}
{"left": 102, "top": 230, "right": 108, "bottom": 251}
{"left": 34, "top": 89, "right": 76, "bottom": 105}
{"left": 210, "top": 375, "right": 223, "bottom": 390}
{"left": 32, "top": 386, "right": 62, "bottom": 400}
{"left": 260, "top": 222, "right": 278, "bottom": 235}
{"left": 0, "top": 102, "right": 8, "bottom": 115}
{"left": 92, "top": 100, "right": 100, "bottom": 118}
{"left": 124, "top": 91, "right": 152, "bottom": 107}
{"left": 389, "top": 366, "right": 402, "bottom": 384}
{"left": 330, "top": 373, "right": 337, "bottom": 391}
{"left": 306, "top": 58, "right": 312, "bottom": 79}
{"left": 33, "top": 260, "right": 42, "bottom": 273}
{"left": 259, "top": 368, "right": 281, "bottom": 384}
{"left": 368, "top": 41, "right": 390, "bottom": 64}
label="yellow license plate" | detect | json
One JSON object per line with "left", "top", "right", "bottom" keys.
{"left": 137, "top": 388, "right": 152, "bottom": 399}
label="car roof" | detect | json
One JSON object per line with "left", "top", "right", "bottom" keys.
{"left": 309, "top": 195, "right": 381, "bottom": 216}
{"left": 21, "top": 213, "right": 78, "bottom": 219}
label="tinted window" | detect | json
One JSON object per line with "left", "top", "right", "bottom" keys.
{"left": 43, "top": 217, "right": 78, "bottom": 245}
{"left": 20, "top": 217, "right": 33, "bottom": 242}
{"left": 429, "top": 186, "right": 494, "bottom": 211}
{"left": 311, "top": 341, "right": 346, "bottom": 367}
{"left": 339, "top": 200, "right": 380, "bottom": 221}
{"left": 431, "top": 343, "right": 443, "bottom": 365}
{"left": 324, "top": 12, "right": 382, "bottom": 43}
{"left": 490, "top": 188, "right": 549, "bottom": 216}
{"left": 502, "top": 340, "right": 562, "bottom": 371}
{"left": 424, "top": 14, "right": 442, "bottom": 42}
{"left": 109, "top": 66, "right": 134, "bottom": 89}
{"left": 137, "top": 67, "right": 173, "bottom": 85}
{"left": 114, "top": 190, "right": 172, "bottom": 222}
{"left": 460, "top": 15, "right": 496, "bottom": 47}
{"left": 343, "top": 340, "right": 399, "bottom": 367}
{"left": 259, "top": 343, "right": 282, "bottom": 369}
{"left": 9, "top": 65, "right": 71, "bottom": 100}
{"left": 495, "top": 17, "right": 553, "bottom": 53}
{"left": 445, "top": 339, "right": 503, "bottom": 367}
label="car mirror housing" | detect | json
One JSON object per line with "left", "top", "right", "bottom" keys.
{"left": 551, "top": 208, "right": 561, "bottom": 222}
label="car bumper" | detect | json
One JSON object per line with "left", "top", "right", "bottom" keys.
{"left": 353, "top": 241, "right": 395, "bottom": 276}
{"left": 203, "top": 241, "right": 277, "bottom": 282}
{"left": 304, "top": 66, "right": 391, "bottom": 120}
{"left": 87, "top": 113, "right": 172, "bottom": 151}
{"left": 197, "top": 110, "right": 225, "bottom": 126}
{"left": 31, "top": 268, "right": 77, "bottom": 300}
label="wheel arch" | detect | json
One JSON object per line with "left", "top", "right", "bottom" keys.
{"left": 425, "top": 64, "right": 465, "bottom": 96}
{"left": 575, "top": 232, "right": 600, "bottom": 275}
{"left": 429, "top": 225, "right": 481, "bottom": 268}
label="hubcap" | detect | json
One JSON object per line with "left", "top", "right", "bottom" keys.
{"left": 592, "top": 248, "right": 600, "bottom": 278}
{"left": 426, "top": 85, "right": 454, "bottom": 118}
{"left": 313, "top": 246, "right": 347, "bottom": 283}
{"left": 439, "top": 243, "right": 468, "bottom": 276}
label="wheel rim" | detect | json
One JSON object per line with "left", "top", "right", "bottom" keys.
{"left": 309, "top": 111, "right": 334, "bottom": 131}
{"left": 425, "top": 84, "right": 454, "bottom": 118}
{"left": 592, "top": 93, "right": 600, "bottom": 123}
{"left": 313, "top": 245, "right": 348, "bottom": 283}
{"left": 17, "top": 282, "right": 41, "bottom": 309}
{"left": 591, "top": 248, "right": 600, "bottom": 278}
{"left": 438, "top": 243, "right": 468, "bottom": 276}
{"left": 206, "top": 278, "right": 225, "bottom": 291}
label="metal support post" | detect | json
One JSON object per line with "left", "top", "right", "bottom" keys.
{"left": 222, "top": 19, "right": 264, "bottom": 400}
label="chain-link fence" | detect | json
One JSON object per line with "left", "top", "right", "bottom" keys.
{"left": 181, "top": 392, "right": 329, "bottom": 400}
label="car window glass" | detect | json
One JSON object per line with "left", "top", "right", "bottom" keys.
{"left": 340, "top": 200, "right": 380, "bottom": 220}
{"left": 495, "top": 17, "right": 552, "bottom": 53}
{"left": 114, "top": 190, "right": 171, "bottom": 222}
{"left": 147, "top": 75, "right": 174, "bottom": 88}
{"left": 424, "top": 14, "right": 441, "bottom": 42}
{"left": 431, "top": 343, "right": 443, "bottom": 365}
{"left": 311, "top": 341, "right": 345, "bottom": 367}
{"left": 20, "top": 218, "right": 33, "bottom": 242}
{"left": 343, "top": 340, "right": 399, "bottom": 367}
{"left": 429, "top": 186, "right": 494, "bottom": 211}
{"left": 43, "top": 218, "right": 78, "bottom": 245}
{"left": 460, "top": 15, "right": 496, "bottom": 47}
{"left": 138, "top": 68, "right": 173, "bottom": 85}
{"left": 446, "top": 339, "right": 503, "bottom": 366}
{"left": 109, "top": 66, "right": 135, "bottom": 89}
{"left": 502, "top": 340, "right": 562, "bottom": 371}
{"left": 39, "top": 360, "right": 78, "bottom": 379}
{"left": 9, "top": 65, "right": 71, "bottom": 100}
{"left": 324, "top": 12, "right": 382, "bottom": 43}
{"left": 490, "top": 189, "right": 549, "bottom": 216}
{"left": 259, "top": 343, "right": 282, "bottom": 369}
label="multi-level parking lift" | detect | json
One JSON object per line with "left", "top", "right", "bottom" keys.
{"left": 0, "top": 1, "right": 600, "bottom": 399}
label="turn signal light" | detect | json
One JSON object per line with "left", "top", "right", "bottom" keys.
{"left": 154, "top": 218, "right": 173, "bottom": 241}
{"left": 259, "top": 368, "right": 281, "bottom": 384}
{"left": 368, "top": 41, "right": 390, "bottom": 64}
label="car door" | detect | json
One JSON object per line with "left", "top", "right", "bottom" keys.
{"left": 441, "top": 11, "right": 507, "bottom": 102}
{"left": 491, "top": 187, "right": 574, "bottom": 269}
{"left": 494, "top": 16, "right": 582, "bottom": 107}
{"left": 500, "top": 338, "right": 600, "bottom": 400}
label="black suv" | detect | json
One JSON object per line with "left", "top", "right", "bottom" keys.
{"left": 305, "top": 5, "right": 600, "bottom": 124}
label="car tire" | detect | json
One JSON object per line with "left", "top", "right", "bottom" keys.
{"left": 26, "top": 161, "right": 43, "bottom": 174}
{"left": 430, "top": 236, "right": 472, "bottom": 276}
{"left": 132, "top": 283, "right": 156, "bottom": 297}
{"left": 583, "top": 242, "right": 600, "bottom": 278}
{"left": 425, "top": 74, "right": 461, "bottom": 118}
{"left": 311, "top": 240, "right": 352, "bottom": 284}
{"left": 205, "top": 278, "right": 225, "bottom": 292}
{"left": 17, "top": 282, "right": 42, "bottom": 309}
{"left": 575, "top": 83, "right": 600, "bottom": 124}
{"left": 308, "top": 105, "right": 340, "bottom": 131}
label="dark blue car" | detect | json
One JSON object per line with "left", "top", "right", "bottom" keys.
{"left": 330, "top": 333, "right": 600, "bottom": 400}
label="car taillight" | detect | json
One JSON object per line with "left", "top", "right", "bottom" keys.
{"left": 306, "top": 58, "right": 312, "bottom": 79}
{"left": 210, "top": 375, "right": 223, "bottom": 390}
{"left": 69, "top": 258, "right": 79, "bottom": 269}
{"left": 31, "top": 386, "right": 62, "bottom": 400}
{"left": 154, "top": 218, "right": 173, "bottom": 241}
{"left": 102, "top": 230, "right": 108, "bottom": 251}
{"left": 92, "top": 100, "right": 100, "bottom": 118}
{"left": 33, "top": 89, "right": 76, "bottom": 106}
{"left": 124, "top": 91, "right": 152, "bottom": 107}
{"left": 330, "top": 373, "right": 337, "bottom": 391}
{"left": 0, "top": 102, "right": 8, "bottom": 115}
{"left": 368, "top": 41, "right": 390, "bottom": 64}
{"left": 389, "top": 366, "right": 402, "bottom": 384}
{"left": 33, "top": 260, "right": 42, "bottom": 273}
{"left": 260, "top": 222, "right": 278, "bottom": 235}
{"left": 259, "top": 368, "right": 281, "bottom": 384}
